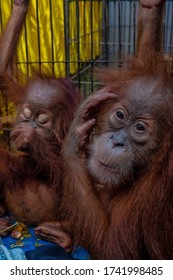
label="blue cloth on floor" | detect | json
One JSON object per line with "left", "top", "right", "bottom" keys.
{"left": 1, "top": 222, "right": 90, "bottom": 260}
{"left": 0, "top": 243, "right": 26, "bottom": 260}
{"left": 25, "top": 244, "right": 76, "bottom": 260}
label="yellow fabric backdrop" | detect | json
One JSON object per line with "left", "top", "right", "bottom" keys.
{"left": 0, "top": 0, "right": 102, "bottom": 77}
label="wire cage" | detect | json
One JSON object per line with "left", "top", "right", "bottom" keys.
{"left": 63, "top": 0, "right": 140, "bottom": 97}
{"left": 65, "top": 0, "right": 173, "bottom": 97}
{"left": 68, "top": 0, "right": 140, "bottom": 98}
{"left": 0, "top": 0, "right": 173, "bottom": 147}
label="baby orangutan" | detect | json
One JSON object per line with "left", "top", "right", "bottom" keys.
{"left": 0, "top": 0, "right": 78, "bottom": 253}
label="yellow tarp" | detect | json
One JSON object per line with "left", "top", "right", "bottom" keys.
{"left": 0, "top": 0, "right": 102, "bottom": 77}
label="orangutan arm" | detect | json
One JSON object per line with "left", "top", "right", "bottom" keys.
{"left": 137, "top": 0, "right": 166, "bottom": 60}
{"left": 61, "top": 92, "right": 116, "bottom": 256}
{"left": 0, "top": 0, "right": 29, "bottom": 75}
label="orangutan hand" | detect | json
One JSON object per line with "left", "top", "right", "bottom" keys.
{"left": 140, "top": 0, "right": 166, "bottom": 8}
{"left": 14, "top": 0, "right": 29, "bottom": 6}
{"left": 35, "top": 221, "right": 73, "bottom": 253}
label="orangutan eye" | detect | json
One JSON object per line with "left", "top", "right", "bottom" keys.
{"left": 130, "top": 120, "right": 152, "bottom": 144}
{"left": 116, "top": 110, "right": 125, "bottom": 121}
{"left": 37, "top": 113, "right": 49, "bottom": 124}
{"left": 114, "top": 108, "right": 128, "bottom": 123}
{"left": 134, "top": 121, "right": 147, "bottom": 133}
{"left": 109, "top": 107, "right": 128, "bottom": 129}
{"left": 23, "top": 107, "right": 32, "bottom": 119}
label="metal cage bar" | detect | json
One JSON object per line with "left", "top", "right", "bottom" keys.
{"left": 0, "top": 0, "right": 173, "bottom": 147}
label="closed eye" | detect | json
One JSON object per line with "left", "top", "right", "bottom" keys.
{"left": 37, "top": 113, "right": 49, "bottom": 124}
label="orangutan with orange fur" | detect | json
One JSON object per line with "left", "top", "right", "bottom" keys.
{"left": 0, "top": 0, "right": 79, "bottom": 252}
{"left": 58, "top": 0, "right": 173, "bottom": 259}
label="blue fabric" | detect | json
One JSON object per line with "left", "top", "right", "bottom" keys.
{"left": 0, "top": 236, "right": 27, "bottom": 260}
{"left": 2, "top": 227, "right": 50, "bottom": 252}
{"left": 1, "top": 223, "right": 90, "bottom": 260}
{"left": 25, "top": 244, "right": 76, "bottom": 260}
{"left": 0, "top": 245, "right": 27, "bottom": 260}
